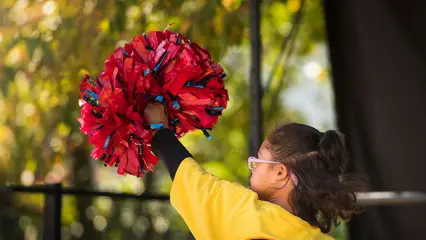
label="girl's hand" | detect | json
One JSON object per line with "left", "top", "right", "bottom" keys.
{"left": 144, "top": 103, "right": 169, "bottom": 129}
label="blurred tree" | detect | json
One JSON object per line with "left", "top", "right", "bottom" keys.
{"left": 0, "top": 0, "right": 338, "bottom": 239}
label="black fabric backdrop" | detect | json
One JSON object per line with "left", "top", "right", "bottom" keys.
{"left": 323, "top": 0, "right": 426, "bottom": 239}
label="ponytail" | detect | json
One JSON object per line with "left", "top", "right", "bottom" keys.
{"left": 318, "top": 130, "right": 349, "bottom": 176}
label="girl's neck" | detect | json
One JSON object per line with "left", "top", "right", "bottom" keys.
{"left": 269, "top": 190, "right": 295, "bottom": 214}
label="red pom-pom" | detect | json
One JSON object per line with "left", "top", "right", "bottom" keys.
{"left": 78, "top": 28, "right": 229, "bottom": 177}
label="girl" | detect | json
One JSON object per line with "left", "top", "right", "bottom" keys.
{"left": 145, "top": 103, "right": 365, "bottom": 240}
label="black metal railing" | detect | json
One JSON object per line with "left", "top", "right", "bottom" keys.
{"left": 2, "top": 184, "right": 171, "bottom": 240}
{"left": 3, "top": 184, "right": 426, "bottom": 240}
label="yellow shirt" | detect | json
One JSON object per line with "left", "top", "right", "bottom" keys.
{"left": 170, "top": 157, "right": 334, "bottom": 240}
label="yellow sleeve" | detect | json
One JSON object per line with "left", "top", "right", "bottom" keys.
{"left": 169, "top": 158, "right": 317, "bottom": 240}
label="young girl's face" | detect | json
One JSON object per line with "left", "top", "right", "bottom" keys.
{"left": 249, "top": 140, "right": 283, "bottom": 200}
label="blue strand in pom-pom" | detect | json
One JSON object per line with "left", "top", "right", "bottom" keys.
{"left": 220, "top": 72, "right": 227, "bottom": 79}
{"left": 198, "top": 75, "right": 213, "bottom": 85}
{"left": 122, "top": 48, "right": 130, "bottom": 57}
{"left": 91, "top": 109, "right": 102, "bottom": 118}
{"left": 88, "top": 77, "right": 97, "bottom": 87}
{"left": 185, "top": 81, "right": 204, "bottom": 88}
{"left": 186, "top": 75, "right": 212, "bottom": 88}
{"left": 211, "top": 106, "right": 224, "bottom": 111}
{"left": 153, "top": 51, "right": 168, "bottom": 72}
{"left": 86, "top": 90, "right": 98, "bottom": 100}
{"left": 172, "top": 100, "right": 180, "bottom": 109}
{"left": 150, "top": 123, "right": 164, "bottom": 129}
{"left": 205, "top": 106, "right": 224, "bottom": 116}
{"left": 82, "top": 96, "right": 99, "bottom": 106}
{"left": 143, "top": 69, "right": 151, "bottom": 76}
{"left": 104, "top": 136, "right": 111, "bottom": 149}
{"left": 172, "top": 117, "right": 179, "bottom": 125}
{"left": 202, "top": 129, "right": 212, "bottom": 140}
{"left": 155, "top": 95, "right": 164, "bottom": 103}
{"left": 138, "top": 143, "right": 145, "bottom": 174}
{"left": 144, "top": 94, "right": 164, "bottom": 103}
{"left": 172, "top": 100, "right": 183, "bottom": 112}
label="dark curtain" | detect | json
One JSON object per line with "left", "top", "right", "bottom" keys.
{"left": 323, "top": 0, "right": 426, "bottom": 239}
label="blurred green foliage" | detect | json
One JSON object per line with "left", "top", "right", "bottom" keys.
{"left": 0, "top": 0, "right": 343, "bottom": 239}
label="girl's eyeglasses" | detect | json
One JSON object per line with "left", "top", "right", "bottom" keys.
{"left": 248, "top": 156, "right": 280, "bottom": 170}
{"left": 248, "top": 156, "right": 299, "bottom": 186}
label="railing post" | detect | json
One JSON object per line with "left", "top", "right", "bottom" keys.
{"left": 43, "top": 183, "right": 62, "bottom": 240}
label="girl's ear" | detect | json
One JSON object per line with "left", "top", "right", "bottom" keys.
{"left": 275, "top": 164, "right": 289, "bottom": 181}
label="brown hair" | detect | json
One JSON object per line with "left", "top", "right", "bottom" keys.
{"left": 267, "top": 123, "right": 367, "bottom": 233}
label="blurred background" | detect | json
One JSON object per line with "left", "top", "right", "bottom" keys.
{"left": 0, "top": 0, "right": 344, "bottom": 239}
